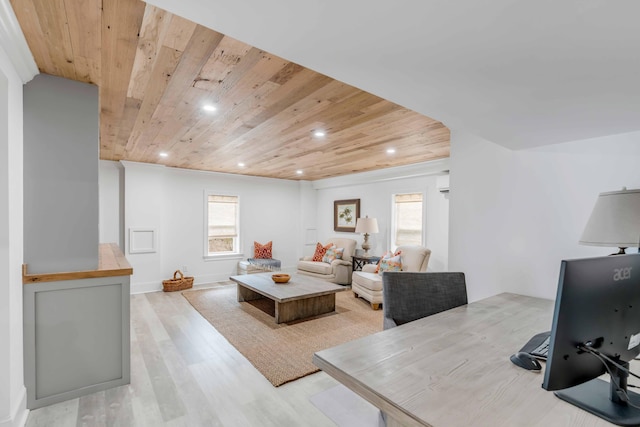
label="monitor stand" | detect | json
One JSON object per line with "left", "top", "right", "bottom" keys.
{"left": 555, "top": 361, "right": 640, "bottom": 426}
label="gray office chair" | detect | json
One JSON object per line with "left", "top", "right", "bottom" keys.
{"left": 382, "top": 272, "right": 468, "bottom": 330}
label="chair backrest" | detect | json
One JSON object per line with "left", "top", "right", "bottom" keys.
{"left": 396, "top": 245, "right": 431, "bottom": 272}
{"left": 382, "top": 272, "right": 467, "bottom": 330}
{"left": 326, "top": 237, "right": 357, "bottom": 262}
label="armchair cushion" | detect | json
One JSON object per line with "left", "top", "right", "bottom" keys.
{"left": 323, "top": 247, "right": 344, "bottom": 263}
{"left": 375, "top": 250, "right": 398, "bottom": 273}
{"left": 297, "top": 259, "right": 333, "bottom": 275}
{"left": 325, "top": 238, "right": 357, "bottom": 262}
{"left": 398, "top": 246, "right": 431, "bottom": 272}
{"left": 362, "top": 264, "right": 378, "bottom": 273}
{"left": 353, "top": 271, "right": 383, "bottom": 292}
{"left": 378, "top": 253, "right": 403, "bottom": 275}
{"left": 312, "top": 242, "right": 334, "bottom": 262}
{"left": 253, "top": 241, "right": 272, "bottom": 259}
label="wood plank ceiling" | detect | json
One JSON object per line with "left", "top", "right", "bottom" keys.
{"left": 11, "top": 0, "right": 450, "bottom": 181}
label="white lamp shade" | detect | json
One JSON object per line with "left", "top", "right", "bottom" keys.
{"left": 579, "top": 188, "right": 640, "bottom": 248}
{"left": 355, "top": 217, "right": 379, "bottom": 234}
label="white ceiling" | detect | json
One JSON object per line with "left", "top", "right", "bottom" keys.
{"left": 145, "top": 0, "right": 640, "bottom": 150}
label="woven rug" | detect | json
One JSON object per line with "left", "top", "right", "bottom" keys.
{"left": 182, "top": 284, "right": 383, "bottom": 386}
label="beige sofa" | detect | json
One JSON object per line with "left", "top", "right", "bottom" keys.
{"left": 297, "top": 237, "right": 357, "bottom": 285}
{"left": 352, "top": 245, "right": 431, "bottom": 309}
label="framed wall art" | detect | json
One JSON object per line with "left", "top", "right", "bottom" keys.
{"left": 334, "top": 199, "right": 360, "bottom": 232}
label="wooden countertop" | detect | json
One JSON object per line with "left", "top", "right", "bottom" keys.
{"left": 23, "top": 243, "right": 133, "bottom": 284}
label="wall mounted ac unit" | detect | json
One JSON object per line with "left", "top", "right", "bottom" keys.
{"left": 436, "top": 175, "right": 450, "bottom": 194}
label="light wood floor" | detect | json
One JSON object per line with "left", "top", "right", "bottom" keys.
{"left": 26, "top": 282, "right": 342, "bottom": 427}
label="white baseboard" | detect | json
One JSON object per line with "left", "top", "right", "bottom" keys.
{"left": 130, "top": 273, "right": 231, "bottom": 294}
{"left": 0, "top": 386, "right": 28, "bottom": 427}
{"left": 130, "top": 266, "right": 296, "bottom": 294}
{"left": 130, "top": 280, "right": 163, "bottom": 294}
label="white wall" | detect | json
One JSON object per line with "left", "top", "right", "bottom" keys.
{"left": 314, "top": 173, "right": 450, "bottom": 272}
{"left": 449, "top": 129, "right": 640, "bottom": 303}
{"left": 99, "top": 160, "right": 124, "bottom": 248}
{"left": 0, "top": 40, "right": 29, "bottom": 427}
{"left": 99, "top": 160, "right": 452, "bottom": 293}
{"left": 107, "top": 127, "right": 640, "bottom": 304}
{"left": 121, "top": 161, "right": 303, "bottom": 293}
{"left": 448, "top": 131, "right": 514, "bottom": 302}
{"left": 298, "top": 180, "right": 317, "bottom": 255}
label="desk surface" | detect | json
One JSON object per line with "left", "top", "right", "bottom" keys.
{"left": 313, "top": 293, "right": 616, "bottom": 427}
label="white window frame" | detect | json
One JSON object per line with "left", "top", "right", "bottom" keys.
{"left": 391, "top": 191, "right": 425, "bottom": 251}
{"left": 203, "top": 191, "right": 243, "bottom": 260}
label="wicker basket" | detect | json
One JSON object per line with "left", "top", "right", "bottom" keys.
{"left": 162, "top": 270, "right": 194, "bottom": 292}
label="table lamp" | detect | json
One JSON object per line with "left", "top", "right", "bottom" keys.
{"left": 355, "top": 216, "right": 379, "bottom": 257}
{"left": 579, "top": 187, "right": 640, "bottom": 255}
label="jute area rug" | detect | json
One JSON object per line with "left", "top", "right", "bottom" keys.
{"left": 182, "top": 283, "right": 383, "bottom": 387}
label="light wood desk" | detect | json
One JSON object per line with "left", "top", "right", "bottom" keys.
{"left": 313, "top": 293, "right": 617, "bottom": 427}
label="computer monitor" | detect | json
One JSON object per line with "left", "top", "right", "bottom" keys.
{"left": 543, "top": 253, "right": 640, "bottom": 426}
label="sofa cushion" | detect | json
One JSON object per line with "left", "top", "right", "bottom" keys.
{"left": 253, "top": 241, "right": 272, "bottom": 259}
{"left": 325, "top": 238, "right": 356, "bottom": 262}
{"left": 247, "top": 258, "right": 281, "bottom": 270}
{"left": 237, "top": 260, "right": 268, "bottom": 274}
{"left": 375, "top": 250, "right": 402, "bottom": 273}
{"left": 298, "top": 260, "right": 333, "bottom": 275}
{"left": 312, "top": 242, "right": 334, "bottom": 262}
{"left": 398, "top": 246, "right": 430, "bottom": 271}
{"left": 378, "top": 254, "right": 403, "bottom": 275}
{"left": 323, "top": 247, "right": 344, "bottom": 263}
{"left": 353, "top": 271, "right": 383, "bottom": 291}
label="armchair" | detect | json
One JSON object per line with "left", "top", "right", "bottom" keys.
{"left": 297, "top": 237, "right": 357, "bottom": 285}
{"left": 352, "top": 245, "right": 431, "bottom": 309}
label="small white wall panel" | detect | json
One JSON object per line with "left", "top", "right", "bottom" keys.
{"left": 129, "top": 228, "right": 157, "bottom": 254}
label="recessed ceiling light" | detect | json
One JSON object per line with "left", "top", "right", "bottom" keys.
{"left": 159, "top": 152, "right": 169, "bottom": 158}
{"left": 202, "top": 104, "right": 217, "bottom": 112}
{"left": 237, "top": 162, "right": 245, "bottom": 167}
{"left": 386, "top": 148, "right": 396, "bottom": 154}
{"left": 296, "top": 170, "right": 303, "bottom": 175}
{"left": 313, "top": 130, "right": 326, "bottom": 138}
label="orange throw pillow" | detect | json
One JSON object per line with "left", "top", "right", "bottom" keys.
{"left": 375, "top": 250, "right": 402, "bottom": 273}
{"left": 254, "top": 241, "right": 273, "bottom": 259}
{"left": 312, "top": 242, "right": 334, "bottom": 262}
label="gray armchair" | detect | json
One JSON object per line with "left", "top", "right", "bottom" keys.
{"left": 382, "top": 272, "right": 467, "bottom": 330}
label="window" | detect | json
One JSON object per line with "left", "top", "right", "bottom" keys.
{"left": 206, "top": 194, "right": 239, "bottom": 256}
{"left": 392, "top": 193, "right": 423, "bottom": 247}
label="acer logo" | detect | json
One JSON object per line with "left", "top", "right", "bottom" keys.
{"left": 614, "top": 267, "right": 633, "bottom": 281}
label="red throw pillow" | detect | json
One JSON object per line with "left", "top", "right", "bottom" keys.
{"left": 312, "top": 242, "right": 334, "bottom": 262}
{"left": 254, "top": 241, "right": 272, "bottom": 259}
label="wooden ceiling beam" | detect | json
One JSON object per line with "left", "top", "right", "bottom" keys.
{"left": 100, "top": 0, "right": 146, "bottom": 160}
{"left": 123, "top": 45, "right": 183, "bottom": 156}
{"left": 63, "top": 0, "right": 101, "bottom": 84}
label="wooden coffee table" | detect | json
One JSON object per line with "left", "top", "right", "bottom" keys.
{"left": 229, "top": 273, "right": 347, "bottom": 323}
